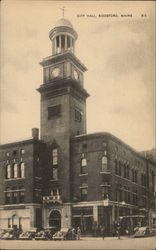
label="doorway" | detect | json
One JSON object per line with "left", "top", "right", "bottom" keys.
{"left": 49, "top": 210, "right": 61, "bottom": 229}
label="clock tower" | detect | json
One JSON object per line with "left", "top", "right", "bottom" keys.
{"left": 38, "top": 18, "right": 89, "bottom": 142}
{"left": 37, "top": 18, "right": 89, "bottom": 206}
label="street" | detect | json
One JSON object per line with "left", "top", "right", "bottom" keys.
{"left": 0, "top": 236, "right": 156, "bottom": 250}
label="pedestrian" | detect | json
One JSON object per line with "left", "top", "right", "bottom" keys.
{"left": 100, "top": 225, "right": 105, "bottom": 240}
{"left": 116, "top": 221, "right": 121, "bottom": 239}
{"left": 71, "top": 227, "right": 76, "bottom": 240}
{"left": 76, "top": 227, "right": 81, "bottom": 240}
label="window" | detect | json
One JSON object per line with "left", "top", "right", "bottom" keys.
{"left": 8, "top": 218, "right": 11, "bottom": 228}
{"left": 127, "top": 188, "right": 130, "bottom": 204}
{"left": 52, "top": 149, "right": 58, "bottom": 165}
{"left": 81, "top": 188, "right": 87, "bottom": 201}
{"left": 127, "top": 165, "right": 129, "bottom": 179}
{"left": 5, "top": 188, "right": 11, "bottom": 204}
{"left": 75, "top": 109, "right": 82, "bottom": 122}
{"left": 13, "top": 164, "right": 18, "bottom": 178}
{"left": 19, "top": 191, "right": 24, "bottom": 203}
{"left": 21, "top": 149, "right": 25, "bottom": 155}
{"left": 6, "top": 164, "right": 11, "bottom": 179}
{"left": 13, "top": 150, "right": 17, "bottom": 155}
{"left": 51, "top": 188, "right": 61, "bottom": 198}
{"left": 101, "top": 156, "right": 108, "bottom": 172}
{"left": 101, "top": 186, "right": 109, "bottom": 200}
{"left": 152, "top": 171, "right": 155, "bottom": 193}
{"left": 48, "top": 105, "right": 61, "bottom": 119}
{"left": 118, "top": 161, "right": 122, "bottom": 176}
{"left": 124, "top": 164, "right": 127, "bottom": 178}
{"left": 115, "top": 159, "right": 118, "bottom": 174}
{"left": 56, "top": 36, "right": 59, "bottom": 47}
{"left": 141, "top": 173, "right": 146, "bottom": 187}
{"left": 132, "top": 189, "right": 138, "bottom": 205}
{"left": 81, "top": 156, "right": 87, "bottom": 174}
{"left": 67, "top": 36, "right": 70, "bottom": 49}
{"left": 132, "top": 169, "right": 135, "bottom": 182}
{"left": 35, "top": 190, "right": 42, "bottom": 202}
{"left": 119, "top": 186, "right": 122, "bottom": 202}
{"left": 52, "top": 167, "right": 58, "bottom": 180}
{"left": 61, "top": 35, "right": 65, "bottom": 48}
{"left": 135, "top": 170, "right": 138, "bottom": 183}
{"left": 19, "top": 163, "right": 25, "bottom": 178}
{"left": 12, "top": 192, "right": 18, "bottom": 204}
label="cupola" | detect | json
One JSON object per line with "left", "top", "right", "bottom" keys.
{"left": 49, "top": 18, "right": 78, "bottom": 55}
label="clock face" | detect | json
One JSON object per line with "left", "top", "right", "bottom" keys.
{"left": 51, "top": 67, "right": 60, "bottom": 77}
{"left": 73, "top": 70, "right": 78, "bottom": 80}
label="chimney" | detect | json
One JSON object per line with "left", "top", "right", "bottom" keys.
{"left": 32, "top": 128, "right": 39, "bottom": 140}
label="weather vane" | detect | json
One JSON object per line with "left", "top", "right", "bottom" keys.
{"left": 60, "top": 6, "right": 65, "bottom": 18}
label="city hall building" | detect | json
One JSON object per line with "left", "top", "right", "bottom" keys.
{"left": 0, "top": 18, "right": 156, "bottom": 235}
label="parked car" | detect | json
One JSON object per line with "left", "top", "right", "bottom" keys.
{"left": 53, "top": 228, "right": 74, "bottom": 240}
{"left": 1, "top": 229, "right": 14, "bottom": 240}
{"left": 19, "top": 231, "right": 34, "bottom": 240}
{"left": 35, "top": 230, "right": 47, "bottom": 240}
{"left": 0, "top": 229, "right": 6, "bottom": 239}
{"left": 134, "top": 226, "right": 150, "bottom": 237}
{"left": 44, "top": 227, "right": 58, "bottom": 240}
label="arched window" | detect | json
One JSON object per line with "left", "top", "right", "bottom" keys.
{"left": 13, "top": 164, "right": 18, "bottom": 178}
{"left": 118, "top": 161, "right": 122, "bottom": 176}
{"left": 102, "top": 156, "right": 108, "bottom": 172}
{"left": 20, "top": 163, "right": 25, "bottom": 178}
{"left": 115, "top": 159, "right": 118, "bottom": 175}
{"left": 6, "top": 164, "right": 11, "bottom": 179}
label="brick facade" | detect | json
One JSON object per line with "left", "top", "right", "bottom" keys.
{"left": 0, "top": 17, "right": 155, "bottom": 235}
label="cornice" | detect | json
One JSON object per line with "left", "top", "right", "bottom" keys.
{"left": 37, "top": 78, "right": 89, "bottom": 101}
{"left": 40, "top": 51, "right": 87, "bottom": 72}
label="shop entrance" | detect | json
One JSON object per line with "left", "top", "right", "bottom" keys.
{"left": 49, "top": 210, "right": 61, "bottom": 229}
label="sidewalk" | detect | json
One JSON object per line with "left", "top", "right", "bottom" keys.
{"left": 81, "top": 236, "right": 131, "bottom": 240}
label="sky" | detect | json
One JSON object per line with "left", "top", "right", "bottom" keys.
{"left": 0, "top": 0, "right": 155, "bottom": 151}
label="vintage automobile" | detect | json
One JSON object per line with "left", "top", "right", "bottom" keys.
{"left": 44, "top": 227, "right": 58, "bottom": 240}
{"left": 35, "top": 230, "right": 47, "bottom": 240}
{"left": 1, "top": 230, "right": 14, "bottom": 240}
{"left": 53, "top": 228, "right": 73, "bottom": 240}
{"left": 19, "top": 231, "right": 34, "bottom": 240}
{"left": 134, "top": 226, "right": 150, "bottom": 237}
{"left": 0, "top": 229, "right": 6, "bottom": 239}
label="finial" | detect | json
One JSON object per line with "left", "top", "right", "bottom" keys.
{"left": 60, "top": 6, "right": 65, "bottom": 18}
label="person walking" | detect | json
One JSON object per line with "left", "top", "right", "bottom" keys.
{"left": 71, "top": 227, "right": 76, "bottom": 240}
{"left": 77, "top": 227, "right": 81, "bottom": 240}
{"left": 100, "top": 225, "right": 105, "bottom": 240}
{"left": 116, "top": 221, "right": 121, "bottom": 239}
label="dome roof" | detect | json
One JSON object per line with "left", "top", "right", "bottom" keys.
{"left": 55, "top": 18, "right": 73, "bottom": 29}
